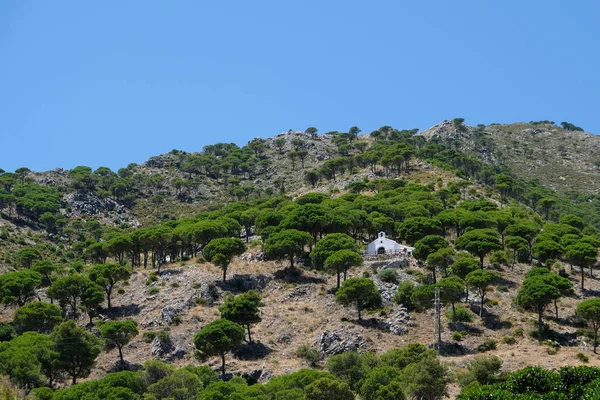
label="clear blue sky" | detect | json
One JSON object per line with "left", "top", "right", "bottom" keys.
{"left": 2, "top": 1, "right": 599, "bottom": 172}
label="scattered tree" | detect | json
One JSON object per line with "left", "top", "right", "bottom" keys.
{"left": 203, "top": 238, "right": 246, "bottom": 282}
{"left": 100, "top": 320, "right": 139, "bottom": 362}
{"left": 335, "top": 278, "right": 382, "bottom": 320}
{"left": 194, "top": 319, "right": 245, "bottom": 375}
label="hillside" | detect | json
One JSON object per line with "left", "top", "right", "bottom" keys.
{"left": 2, "top": 123, "right": 600, "bottom": 399}
{"left": 420, "top": 119, "right": 600, "bottom": 194}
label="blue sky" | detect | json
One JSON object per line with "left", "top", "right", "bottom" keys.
{"left": 1, "top": 1, "right": 599, "bottom": 172}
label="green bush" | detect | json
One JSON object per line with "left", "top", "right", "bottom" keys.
{"left": 146, "top": 273, "right": 158, "bottom": 285}
{"left": 447, "top": 305, "right": 474, "bottom": 323}
{"left": 147, "top": 287, "right": 159, "bottom": 295}
{"left": 0, "top": 323, "right": 16, "bottom": 342}
{"left": 117, "top": 287, "right": 125, "bottom": 294}
{"left": 393, "top": 281, "right": 415, "bottom": 307}
{"left": 143, "top": 331, "right": 157, "bottom": 343}
{"left": 503, "top": 336, "right": 516, "bottom": 345}
{"left": 378, "top": 269, "right": 398, "bottom": 283}
{"left": 171, "top": 282, "right": 180, "bottom": 288}
{"left": 577, "top": 352, "right": 590, "bottom": 363}
{"left": 452, "top": 331, "right": 464, "bottom": 341}
{"left": 295, "top": 344, "right": 321, "bottom": 367}
{"left": 496, "top": 284, "right": 509, "bottom": 292}
{"left": 477, "top": 340, "right": 497, "bottom": 352}
{"left": 514, "top": 328, "right": 524, "bottom": 337}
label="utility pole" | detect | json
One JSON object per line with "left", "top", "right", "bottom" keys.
{"left": 434, "top": 286, "right": 441, "bottom": 355}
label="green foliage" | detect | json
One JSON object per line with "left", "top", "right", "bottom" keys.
{"left": 393, "top": 280, "right": 415, "bottom": 307}
{"left": 380, "top": 343, "right": 436, "bottom": 369}
{"left": 203, "top": 237, "right": 246, "bottom": 281}
{"left": 518, "top": 275, "right": 561, "bottom": 339}
{"left": 88, "top": 263, "right": 131, "bottom": 309}
{"left": 264, "top": 229, "right": 313, "bottom": 268}
{"left": 295, "top": 344, "right": 321, "bottom": 367}
{"left": 13, "top": 301, "right": 62, "bottom": 334}
{"left": 326, "top": 351, "right": 381, "bottom": 391}
{"left": 397, "top": 217, "right": 443, "bottom": 244}
{"left": 219, "top": 290, "right": 262, "bottom": 342}
{"left": 447, "top": 305, "right": 474, "bottom": 323}
{"left": 310, "top": 233, "right": 359, "bottom": 270}
{"left": 324, "top": 249, "right": 363, "bottom": 288}
{"left": 578, "top": 352, "right": 590, "bottom": 363}
{"left": 465, "top": 269, "right": 499, "bottom": 317}
{"left": 0, "top": 323, "right": 16, "bottom": 342}
{"left": 577, "top": 298, "right": 600, "bottom": 352}
{"left": 503, "top": 336, "right": 516, "bottom": 345}
{"left": 100, "top": 320, "right": 139, "bottom": 362}
{"left": 0, "top": 269, "right": 42, "bottom": 306}
{"left": 455, "top": 229, "right": 501, "bottom": 267}
{"left": 377, "top": 268, "right": 398, "bottom": 283}
{"left": 335, "top": 277, "right": 382, "bottom": 320}
{"left": 477, "top": 339, "right": 497, "bottom": 352}
{"left": 410, "top": 284, "right": 435, "bottom": 311}
{"left": 193, "top": 318, "right": 244, "bottom": 375}
{"left": 52, "top": 320, "right": 101, "bottom": 384}
{"left": 458, "top": 356, "right": 505, "bottom": 388}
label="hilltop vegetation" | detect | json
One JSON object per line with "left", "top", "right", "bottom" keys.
{"left": 1, "top": 122, "right": 600, "bottom": 399}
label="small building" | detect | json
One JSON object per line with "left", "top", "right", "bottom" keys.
{"left": 365, "top": 232, "right": 414, "bottom": 255}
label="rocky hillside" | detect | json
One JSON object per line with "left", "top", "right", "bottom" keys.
{"left": 419, "top": 120, "right": 600, "bottom": 194}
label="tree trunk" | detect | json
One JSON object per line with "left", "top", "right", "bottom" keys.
{"left": 538, "top": 309, "right": 543, "bottom": 341}
{"left": 247, "top": 324, "right": 252, "bottom": 343}
{"left": 452, "top": 302, "right": 456, "bottom": 322}
{"left": 107, "top": 292, "right": 112, "bottom": 309}
{"left": 554, "top": 300, "right": 559, "bottom": 321}
{"left": 72, "top": 374, "right": 77, "bottom": 385}
{"left": 582, "top": 267, "right": 586, "bottom": 291}
{"left": 118, "top": 346, "right": 124, "bottom": 362}
{"left": 595, "top": 327, "right": 598, "bottom": 354}
{"left": 222, "top": 267, "right": 227, "bottom": 282}
{"left": 289, "top": 254, "right": 294, "bottom": 268}
{"left": 343, "top": 269, "right": 348, "bottom": 281}
{"left": 357, "top": 301, "right": 362, "bottom": 321}
{"left": 480, "top": 295, "right": 484, "bottom": 317}
{"left": 221, "top": 353, "right": 226, "bottom": 376}
{"left": 432, "top": 268, "right": 437, "bottom": 283}
{"left": 337, "top": 272, "right": 341, "bottom": 289}
{"left": 479, "top": 255, "right": 485, "bottom": 269}
{"left": 590, "top": 265, "right": 594, "bottom": 279}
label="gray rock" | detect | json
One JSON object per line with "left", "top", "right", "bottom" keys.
{"left": 316, "top": 330, "right": 368, "bottom": 355}
{"left": 171, "top": 346, "right": 187, "bottom": 359}
{"left": 151, "top": 336, "right": 173, "bottom": 359}
{"left": 161, "top": 304, "right": 185, "bottom": 325}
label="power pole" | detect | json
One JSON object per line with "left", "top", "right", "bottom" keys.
{"left": 434, "top": 286, "right": 441, "bottom": 355}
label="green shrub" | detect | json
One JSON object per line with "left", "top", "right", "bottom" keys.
{"left": 485, "top": 298, "right": 499, "bottom": 307}
{"left": 147, "top": 287, "right": 159, "bottom": 296}
{"left": 146, "top": 273, "right": 158, "bottom": 285}
{"left": 447, "top": 305, "right": 474, "bottom": 323}
{"left": 156, "top": 331, "right": 170, "bottom": 342}
{"left": 378, "top": 269, "right": 398, "bottom": 283}
{"left": 496, "top": 285, "right": 508, "bottom": 293}
{"left": 171, "top": 282, "right": 180, "bottom": 288}
{"left": 452, "top": 331, "right": 464, "bottom": 341}
{"left": 477, "top": 339, "right": 497, "bottom": 352}
{"left": 362, "top": 271, "right": 370, "bottom": 278}
{"left": 577, "top": 352, "right": 589, "bottom": 363}
{"left": 503, "top": 336, "right": 516, "bottom": 345}
{"left": 514, "top": 328, "right": 524, "bottom": 337}
{"left": 195, "top": 298, "right": 208, "bottom": 306}
{"left": 143, "top": 331, "right": 157, "bottom": 343}
{"left": 172, "top": 316, "right": 182, "bottom": 325}
{"left": 192, "top": 282, "right": 202, "bottom": 289}
{"left": 117, "top": 288, "right": 125, "bottom": 294}
{"left": 0, "top": 323, "right": 16, "bottom": 342}
{"left": 295, "top": 344, "right": 321, "bottom": 367}
{"left": 393, "top": 280, "right": 415, "bottom": 307}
